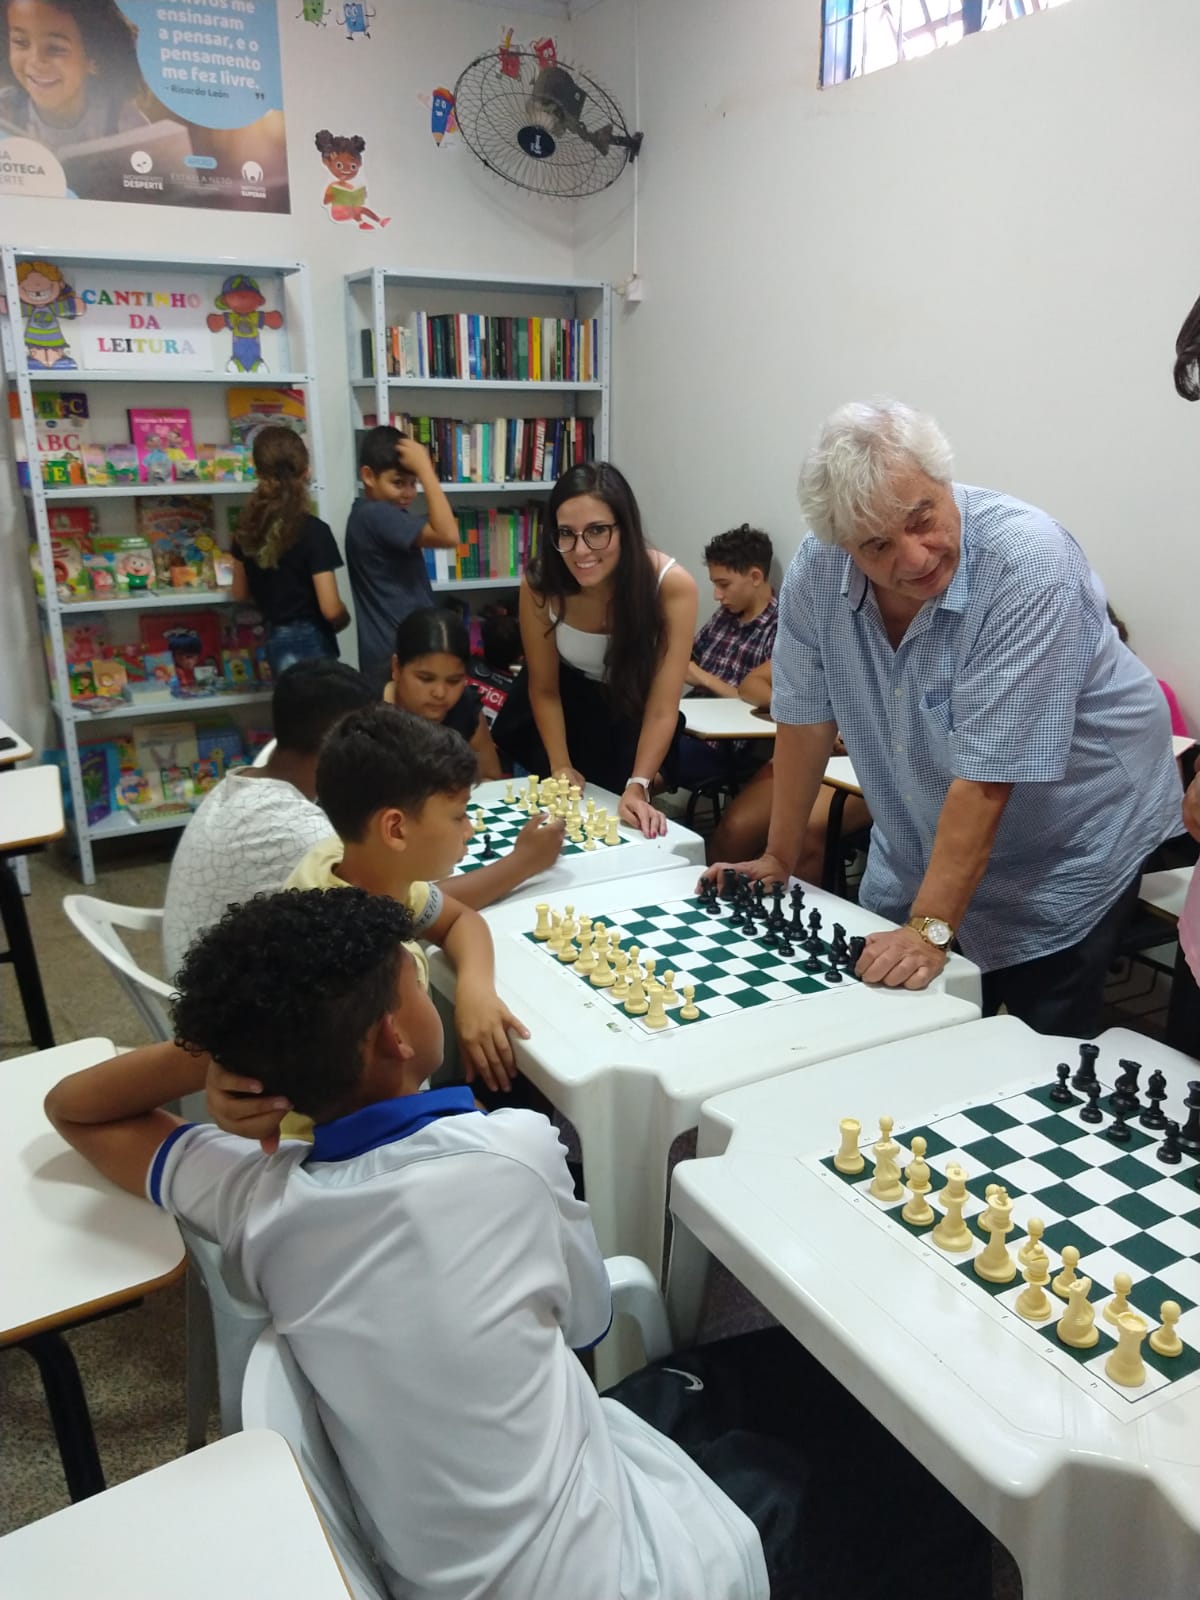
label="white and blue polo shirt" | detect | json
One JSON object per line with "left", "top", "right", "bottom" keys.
{"left": 150, "top": 1092, "right": 767, "bottom": 1600}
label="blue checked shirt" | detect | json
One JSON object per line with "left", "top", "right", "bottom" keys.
{"left": 772, "top": 484, "right": 1181, "bottom": 971}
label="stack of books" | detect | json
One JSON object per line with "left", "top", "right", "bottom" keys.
{"left": 363, "top": 314, "right": 600, "bottom": 384}
{"left": 422, "top": 504, "right": 542, "bottom": 585}
{"left": 393, "top": 413, "right": 594, "bottom": 483}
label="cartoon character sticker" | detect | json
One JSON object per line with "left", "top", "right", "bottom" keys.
{"left": 314, "top": 130, "right": 390, "bottom": 229}
{"left": 297, "top": 0, "right": 329, "bottom": 20}
{"left": 340, "top": 2, "right": 374, "bottom": 39}
{"left": 14, "top": 259, "right": 84, "bottom": 369}
{"left": 499, "top": 28, "right": 521, "bottom": 77}
{"left": 431, "top": 88, "right": 457, "bottom": 146}
{"left": 206, "top": 275, "right": 284, "bottom": 373}
{"left": 532, "top": 36, "right": 557, "bottom": 66}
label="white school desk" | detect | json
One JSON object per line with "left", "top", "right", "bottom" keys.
{"left": 679, "top": 697, "right": 776, "bottom": 740}
{"left": 0, "top": 763, "right": 66, "bottom": 1051}
{"left": 2, "top": 1038, "right": 186, "bottom": 1499}
{"left": 0, "top": 1429, "right": 353, "bottom": 1598}
{"left": 668, "top": 1016, "right": 1200, "bottom": 1600}
{"left": 464, "top": 776, "right": 706, "bottom": 890}
{"left": 427, "top": 860, "right": 980, "bottom": 1378}
{"left": 0, "top": 716, "right": 33, "bottom": 767}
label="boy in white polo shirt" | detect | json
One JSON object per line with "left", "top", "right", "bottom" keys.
{"left": 47, "top": 890, "right": 990, "bottom": 1600}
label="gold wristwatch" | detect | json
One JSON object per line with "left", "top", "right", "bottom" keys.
{"left": 907, "top": 915, "right": 955, "bottom": 950}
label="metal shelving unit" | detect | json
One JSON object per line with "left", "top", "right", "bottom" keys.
{"left": 2, "top": 246, "right": 325, "bottom": 882}
{"left": 344, "top": 266, "right": 611, "bottom": 597}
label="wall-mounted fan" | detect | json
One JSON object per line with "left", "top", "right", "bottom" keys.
{"left": 454, "top": 49, "right": 643, "bottom": 199}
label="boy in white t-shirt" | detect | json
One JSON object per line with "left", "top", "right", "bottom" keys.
{"left": 162, "top": 659, "right": 375, "bottom": 978}
{"left": 47, "top": 890, "right": 989, "bottom": 1600}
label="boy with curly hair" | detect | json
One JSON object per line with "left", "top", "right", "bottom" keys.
{"left": 45, "top": 888, "right": 990, "bottom": 1600}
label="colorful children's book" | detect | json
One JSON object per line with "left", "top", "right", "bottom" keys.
{"left": 226, "top": 387, "right": 306, "bottom": 448}
{"left": 82, "top": 443, "right": 110, "bottom": 486}
{"left": 132, "top": 721, "right": 200, "bottom": 807}
{"left": 89, "top": 533, "right": 155, "bottom": 595}
{"left": 104, "top": 443, "right": 139, "bottom": 483}
{"left": 8, "top": 390, "right": 90, "bottom": 487}
{"left": 135, "top": 498, "right": 218, "bottom": 589}
{"left": 128, "top": 407, "right": 195, "bottom": 485}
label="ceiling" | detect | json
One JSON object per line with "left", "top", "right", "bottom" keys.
{"left": 463, "top": 0, "right": 609, "bottom": 17}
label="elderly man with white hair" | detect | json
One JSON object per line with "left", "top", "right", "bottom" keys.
{"left": 710, "top": 399, "right": 1180, "bottom": 1036}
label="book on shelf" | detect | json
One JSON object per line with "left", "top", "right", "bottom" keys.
{"left": 127, "top": 407, "right": 196, "bottom": 484}
{"left": 389, "top": 413, "right": 594, "bottom": 484}
{"left": 8, "top": 389, "right": 91, "bottom": 486}
{"left": 135, "top": 497, "right": 218, "bottom": 589}
{"left": 375, "top": 313, "right": 597, "bottom": 383}
{"left": 226, "top": 387, "right": 306, "bottom": 447}
{"left": 422, "top": 504, "right": 542, "bottom": 584}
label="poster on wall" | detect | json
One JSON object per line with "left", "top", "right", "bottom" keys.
{"left": 0, "top": 0, "right": 289, "bottom": 211}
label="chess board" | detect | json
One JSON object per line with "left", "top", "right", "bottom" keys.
{"left": 806, "top": 1069, "right": 1200, "bottom": 1420}
{"left": 523, "top": 893, "right": 859, "bottom": 1038}
{"left": 455, "top": 798, "right": 629, "bottom": 875}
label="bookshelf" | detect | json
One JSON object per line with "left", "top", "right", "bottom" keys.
{"left": 1, "top": 246, "right": 326, "bottom": 883}
{"left": 344, "top": 267, "right": 611, "bottom": 594}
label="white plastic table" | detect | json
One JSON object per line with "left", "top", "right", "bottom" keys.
{"left": 0, "top": 1429, "right": 352, "bottom": 1597}
{"left": 462, "top": 777, "right": 706, "bottom": 893}
{"left": 428, "top": 860, "right": 980, "bottom": 1377}
{"left": 679, "top": 697, "right": 776, "bottom": 740}
{"left": 0, "top": 764, "right": 66, "bottom": 1049}
{"left": 2, "top": 1038, "right": 185, "bottom": 1499}
{"left": 0, "top": 716, "right": 33, "bottom": 768}
{"left": 668, "top": 1016, "right": 1200, "bottom": 1600}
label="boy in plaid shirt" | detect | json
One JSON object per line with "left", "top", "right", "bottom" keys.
{"left": 680, "top": 525, "right": 777, "bottom": 788}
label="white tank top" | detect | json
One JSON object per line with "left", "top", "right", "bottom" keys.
{"left": 550, "top": 557, "right": 676, "bottom": 682}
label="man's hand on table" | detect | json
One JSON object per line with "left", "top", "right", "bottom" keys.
{"left": 855, "top": 926, "right": 948, "bottom": 990}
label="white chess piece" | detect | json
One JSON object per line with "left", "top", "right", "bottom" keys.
{"left": 834, "top": 1118, "right": 864, "bottom": 1176}
{"left": 1016, "top": 1253, "right": 1053, "bottom": 1322}
{"left": 931, "top": 1164, "right": 972, "bottom": 1252}
{"left": 679, "top": 984, "right": 700, "bottom": 1021}
{"left": 661, "top": 970, "right": 680, "bottom": 1008}
{"left": 590, "top": 929, "right": 615, "bottom": 988}
{"left": 973, "top": 1187, "right": 1016, "bottom": 1284}
{"left": 1057, "top": 1278, "right": 1099, "bottom": 1349}
{"left": 1052, "top": 1244, "right": 1086, "bottom": 1300}
{"left": 533, "top": 903, "right": 552, "bottom": 941}
{"left": 1150, "top": 1301, "right": 1184, "bottom": 1358}
{"left": 1103, "top": 1272, "right": 1133, "bottom": 1327}
{"left": 901, "top": 1136, "right": 934, "bottom": 1225}
{"left": 642, "top": 957, "right": 661, "bottom": 993}
{"left": 624, "top": 970, "right": 648, "bottom": 1016}
{"left": 1018, "top": 1216, "right": 1046, "bottom": 1269}
{"left": 611, "top": 949, "right": 631, "bottom": 1000}
{"left": 1105, "top": 1311, "right": 1148, "bottom": 1388}
{"left": 575, "top": 930, "right": 596, "bottom": 976}
{"left": 644, "top": 987, "right": 668, "bottom": 1029}
{"left": 605, "top": 816, "right": 621, "bottom": 846}
{"left": 869, "top": 1116, "right": 903, "bottom": 1202}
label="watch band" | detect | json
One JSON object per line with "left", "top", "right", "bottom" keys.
{"left": 907, "top": 915, "right": 955, "bottom": 949}
{"left": 626, "top": 776, "right": 652, "bottom": 793}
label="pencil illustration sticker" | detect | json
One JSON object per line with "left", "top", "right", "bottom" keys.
{"left": 431, "top": 87, "right": 456, "bottom": 145}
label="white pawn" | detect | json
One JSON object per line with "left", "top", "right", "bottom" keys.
{"left": 533, "top": 902, "right": 552, "bottom": 941}
{"left": 679, "top": 984, "right": 700, "bottom": 1021}
{"left": 1018, "top": 1216, "right": 1047, "bottom": 1269}
{"left": 930, "top": 1165, "right": 972, "bottom": 1253}
{"left": 1057, "top": 1278, "right": 1099, "bottom": 1349}
{"left": 624, "top": 970, "right": 648, "bottom": 1016}
{"left": 584, "top": 835, "right": 597, "bottom": 851}
{"left": 869, "top": 1116, "right": 903, "bottom": 1203}
{"left": 1105, "top": 1311, "right": 1148, "bottom": 1388}
{"left": 611, "top": 949, "right": 631, "bottom": 1000}
{"left": 1103, "top": 1272, "right": 1133, "bottom": 1327}
{"left": 504, "top": 780, "right": 515, "bottom": 804}
{"left": 643, "top": 956, "right": 661, "bottom": 993}
{"left": 834, "top": 1117, "right": 865, "bottom": 1176}
{"left": 644, "top": 987, "right": 668, "bottom": 1030}
{"left": 901, "top": 1136, "right": 934, "bottom": 1225}
{"left": 661, "top": 969, "right": 680, "bottom": 1007}
{"left": 1052, "top": 1245, "right": 1087, "bottom": 1300}
{"left": 1150, "top": 1301, "right": 1184, "bottom": 1358}
{"left": 1016, "top": 1253, "right": 1054, "bottom": 1322}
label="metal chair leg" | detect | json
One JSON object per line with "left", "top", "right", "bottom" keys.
{"left": 18, "top": 1331, "right": 105, "bottom": 1501}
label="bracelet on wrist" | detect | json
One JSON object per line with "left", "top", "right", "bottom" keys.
{"left": 626, "top": 776, "right": 651, "bottom": 794}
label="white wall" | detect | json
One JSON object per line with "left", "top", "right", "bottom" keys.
{"left": 573, "top": 0, "right": 1199, "bottom": 727}
{"left": 0, "top": 0, "right": 574, "bottom": 749}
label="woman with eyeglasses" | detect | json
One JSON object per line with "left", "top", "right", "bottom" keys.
{"left": 493, "top": 462, "right": 698, "bottom": 837}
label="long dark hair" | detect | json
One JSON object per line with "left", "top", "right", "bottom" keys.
{"left": 393, "top": 607, "right": 469, "bottom": 668}
{"left": 1175, "top": 292, "right": 1200, "bottom": 399}
{"left": 237, "top": 427, "right": 311, "bottom": 569}
{"left": 530, "top": 462, "right": 661, "bottom": 721}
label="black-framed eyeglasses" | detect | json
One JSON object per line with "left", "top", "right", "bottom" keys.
{"left": 553, "top": 523, "right": 617, "bottom": 553}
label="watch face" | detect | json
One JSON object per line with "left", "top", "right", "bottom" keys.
{"left": 925, "top": 919, "right": 953, "bottom": 948}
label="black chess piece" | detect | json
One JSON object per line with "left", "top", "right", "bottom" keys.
{"left": 777, "top": 935, "right": 795, "bottom": 958}
{"left": 1079, "top": 1082, "right": 1104, "bottom": 1124}
{"left": 480, "top": 833, "right": 497, "bottom": 859}
{"left": 1048, "top": 1063, "right": 1074, "bottom": 1105}
{"left": 803, "top": 954, "right": 822, "bottom": 975}
{"left": 741, "top": 913, "right": 758, "bottom": 937}
{"left": 790, "top": 884, "right": 805, "bottom": 917}
{"left": 770, "top": 883, "right": 786, "bottom": 931}
{"left": 1140, "top": 1069, "right": 1168, "bottom": 1130}
{"left": 1158, "top": 1120, "right": 1183, "bottom": 1164}
{"left": 847, "top": 935, "right": 867, "bottom": 969}
{"left": 831, "top": 922, "right": 849, "bottom": 957}
{"left": 760, "top": 924, "right": 779, "bottom": 950}
{"left": 1072, "top": 1041, "right": 1100, "bottom": 1092}
{"left": 808, "top": 908, "right": 823, "bottom": 938}
{"left": 1106, "top": 1106, "right": 1132, "bottom": 1145}
{"left": 1180, "top": 1081, "right": 1200, "bottom": 1158}
{"left": 1110, "top": 1060, "right": 1143, "bottom": 1115}
{"left": 753, "top": 880, "right": 766, "bottom": 914}
{"left": 824, "top": 963, "right": 843, "bottom": 983}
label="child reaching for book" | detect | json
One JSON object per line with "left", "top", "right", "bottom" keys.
{"left": 0, "top": 0, "right": 148, "bottom": 153}
{"left": 346, "top": 425, "right": 460, "bottom": 696}
{"left": 230, "top": 426, "right": 351, "bottom": 679}
{"left": 493, "top": 462, "right": 697, "bottom": 838}
{"left": 384, "top": 607, "right": 503, "bottom": 779}
{"left": 285, "top": 703, "right": 561, "bottom": 1085}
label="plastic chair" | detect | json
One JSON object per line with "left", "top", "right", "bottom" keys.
{"left": 241, "top": 1256, "right": 673, "bottom": 1600}
{"left": 61, "top": 894, "right": 265, "bottom": 1447}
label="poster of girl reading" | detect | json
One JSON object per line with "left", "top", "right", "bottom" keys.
{"left": 0, "top": 0, "right": 289, "bottom": 211}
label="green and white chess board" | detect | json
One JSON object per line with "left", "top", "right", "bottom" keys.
{"left": 808, "top": 1068, "right": 1200, "bottom": 1420}
{"left": 456, "top": 797, "right": 628, "bottom": 875}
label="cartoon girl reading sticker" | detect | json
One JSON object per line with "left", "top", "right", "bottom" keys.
{"left": 14, "top": 258, "right": 83, "bottom": 368}
{"left": 206, "top": 274, "right": 283, "bottom": 374}
{"left": 314, "top": 129, "right": 389, "bottom": 230}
